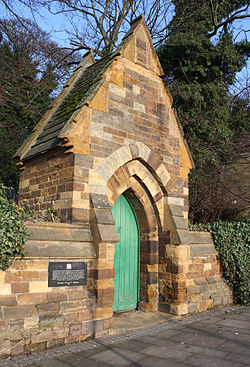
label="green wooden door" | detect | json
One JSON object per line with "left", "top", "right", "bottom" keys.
{"left": 112, "top": 194, "right": 139, "bottom": 311}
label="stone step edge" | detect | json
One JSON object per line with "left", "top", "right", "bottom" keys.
{"left": 25, "top": 221, "right": 90, "bottom": 229}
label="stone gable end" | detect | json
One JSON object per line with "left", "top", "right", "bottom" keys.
{"left": 0, "top": 15, "right": 232, "bottom": 359}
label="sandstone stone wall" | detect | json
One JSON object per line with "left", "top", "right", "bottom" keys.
{"left": 19, "top": 149, "right": 75, "bottom": 222}
{"left": 0, "top": 222, "right": 117, "bottom": 358}
{"left": 18, "top": 24, "right": 191, "bottom": 224}
{"left": 187, "top": 232, "right": 233, "bottom": 313}
{"left": 8, "top": 18, "right": 234, "bottom": 359}
{"left": 159, "top": 206, "right": 233, "bottom": 315}
{"left": 19, "top": 150, "right": 93, "bottom": 223}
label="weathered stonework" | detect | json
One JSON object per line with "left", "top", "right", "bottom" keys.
{"left": 0, "top": 222, "right": 117, "bottom": 358}
{"left": 1, "top": 15, "right": 232, "bottom": 358}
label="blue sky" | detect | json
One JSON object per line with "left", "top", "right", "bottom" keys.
{"left": 0, "top": 1, "right": 70, "bottom": 46}
{"left": 0, "top": 0, "right": 249, "bottom": 95}
{"left": 2, "top": 0, "right": 249, "bottom": 47}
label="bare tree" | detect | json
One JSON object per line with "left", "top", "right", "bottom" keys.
{"left": 1, "top": 0, "right": 174, "bottom": 56}
{"left": 1, "top": 1, "right": 249, "bottom": 56}
{"left": 208, "top": 0, "right": 250, "bottom": 38}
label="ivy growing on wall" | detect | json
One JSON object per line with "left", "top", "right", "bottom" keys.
{"left": 190, "top": 221, "right": 250, "bottom": 305}
{"left": 0, "top": 184, "right": 29, "bottom": 270}
{"left": 0, "top": 184, "right": 60, "bottom": 270}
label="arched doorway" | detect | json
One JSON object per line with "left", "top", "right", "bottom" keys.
{"left": 112, "top": 194, "right": 140, "bottom": 311}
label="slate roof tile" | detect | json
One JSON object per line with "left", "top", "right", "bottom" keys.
{"left": 14, "top": 15, "right": 145, "bottom": 161}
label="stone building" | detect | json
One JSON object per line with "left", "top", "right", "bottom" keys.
{"left": 0, "top": 15, "right": 232, "bottom": 357}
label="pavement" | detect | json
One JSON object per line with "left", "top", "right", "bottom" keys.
{"left": 1, "top": 305, "right": 249, "bottom": 367}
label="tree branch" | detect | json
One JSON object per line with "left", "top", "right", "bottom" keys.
{"left": 208, "top": 5, "right": 250, "bottom": 38}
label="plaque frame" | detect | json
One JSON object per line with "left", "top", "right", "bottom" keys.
{"left": 48, "top": 262, "right": 87, "bottom": 287}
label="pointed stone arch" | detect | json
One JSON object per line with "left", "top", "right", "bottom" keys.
{"left": 96, "top": 142, "right": 171, "bottom": 191}
{"left": 103, "top": 155, "right": 171, "bottom": 312}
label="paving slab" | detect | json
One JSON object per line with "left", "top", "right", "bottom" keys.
{"left": 138, "top": 345, "right": 193, "bottom": 361}
{"left": 214, "top": 329, "right": 250, "bottom": 342}
{"left": 149, "top": 339, "right": 229, "bottom": 359}
{"left": 134, "top": 334, "right": 181, "bottom": 347}
{"left": 225, "top": 352, "right": 250, "bottom": 364}
{"left": 88, "top": 347, "right": 144, "bottom": 366}
{"left": 1, "top": 305, "right": 249, "bottom": 367}
{"left": 168, "top": 330, "right": 227, "bottom": 348}
{"left": 219, "top": 340, "right": 250, "bottom": 356}
{"left": 184, "top": 353, "right": 248, "bottom": 367}
{"left": 57, "top": 353, "right": 111, "bottom": 367}
{"left": 140, "top": 328, "right": 182, "bottom": 339}
{"left": 32, "top": 359, "right": 71, "bottom": 367}
{"left": 132, "top": 356, "right": 189, "bottom": 367}
{"left": 217, "top": 319, "right": 250, "bottom": 330}
{"left": 107, "top": 339, "right": 151, "bottom": 352}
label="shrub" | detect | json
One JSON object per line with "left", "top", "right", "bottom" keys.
{"left": 0, "top": 184, "right": 28, "bottom": 270}
{"left": 190, "top": 221, "right": 250, "bottom": 305}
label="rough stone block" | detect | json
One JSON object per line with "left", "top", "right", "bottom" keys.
{"left": 188, "top": 302, "right": 199, "bottom": 313}
{"left": 29, "top": 281, "right": 51, "bottom": 294}
{"left": 93, "top": 307, "right": 113, "bottom": 320}
{"left": 25, "top": 240, "right": 96, "bottom": 258}
{"left": 90, "top": 193, "right": 111, "bottom": 209}
{"left": 69, "top": 324, "right": 82, "bottom": 336}
{"left": 82, "top": 320, "right": 104, "bottom": 334}
{"left": 60, "top": 299, "right": 87, "bottom": 312}
{"left": 165, "top": 209, "right": 188, "bottom": 230}
{"left": 0, "top": 296, "right": 17, "bottom": 306}
{"left": 0, "top": 341, "right": 11, "bottom": 359}
{"left": 170, "top": 229, "right": 193, "bottom": 244}
{"left": 97, "top": 224, "right": 119, "bottom": 243}
{"left": 31, "top": 329, "right": 54, "bottom": 344}
{"left": 66, "top": 289, "right": 88, "bottom": 301}
{"left": 23, "top": 316, "right": 39, "bottom": 329}
{"left": 190, "top": 244, "right": 217, "bottom": 256}
{"left": 39, "top": 314, "right": 64, "bottom": 327}
{"left": 24, "top": 341, "right": 47, "bottom": 353}
{"left": 53, "top": 325, "right": 69, "bottom": 339}
{"left": 12, "top": 282, "right": 29, "bottom": 294}
{"left": 3, "top": 305, "right": 37, "bottom": 320}
{"left": 198, "top": 300, "right": 212, "bottom": 312}
{"left": 5, "top": 271, "right": 22, "bottom": 283}
{"left": 94, "top": 208, "right": 115, "bottom": 225}
{"left": 46, "top": 338, "right": 65, "bottom": 349}
{"left": 166, "top": 197, "right": 184, "bottom": 206}
{"left": 94, "top": 269, "right": 115, "bottom": 280}
{"left": 78, "top": 310, "right": 93, "bottom": 322}
{"left": 189, "top": 232, "right": 214, "bottom": 244}
{"left": 17, "top": 293, "right": 48, "bottom": 305}
{"left": 37, "top": 302, "right": 60, "bottom": 315}
{"left": 11, "top": 344, "right": 24, "bottom": 356}
{"left": 27, "top": 224, "right": 92, "bottom": 242}
{"left": 172, "top": 216, "right": 188, "bottom": 230}
{"left": 47, "top": 292, "right": 67, "bottom": 302}
{"left": 170, "top": 303, "right": 188, "bottom": 315}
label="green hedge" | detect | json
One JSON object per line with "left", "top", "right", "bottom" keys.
{"left": 0, "top": 184, "right": 29, "bottom": 270}
{"left": 190, "top": 221, "right": 250, "bottom": 305}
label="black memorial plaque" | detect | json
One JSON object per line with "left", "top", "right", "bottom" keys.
{"left": 48, "top": 262, "right": 87, "bottom": 287}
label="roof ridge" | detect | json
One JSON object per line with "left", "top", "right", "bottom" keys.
{"left": 130, "top": 14, "right": 144, "bottom": 26}
{"left": 15, "top": 16, "right": 146, "bottom": 161}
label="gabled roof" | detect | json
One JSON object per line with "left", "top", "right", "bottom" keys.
{"left": 15, "top": 15, "right": 193, "bottom": 168}
{"left": 15, "top": 16, "right": 145, "bottom": 162}
{"left": 15, "top": 49, "right": 121, "bottom": 161}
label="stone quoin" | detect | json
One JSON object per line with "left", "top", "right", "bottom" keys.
{"left": 0, "top": 15, "right": 232, "bottom": 358}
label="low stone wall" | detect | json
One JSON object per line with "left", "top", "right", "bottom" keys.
{"left": 0, "top": 215, "right": 233, "bottom": 358}
{"left": 0, "top": 222, "right": 115, "bottom": 358}
{"left": 187, "top": 231, "right": 233, "bottom": 313}
{"left": 159, "top": 204, "right": 233, "bottom": 315}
